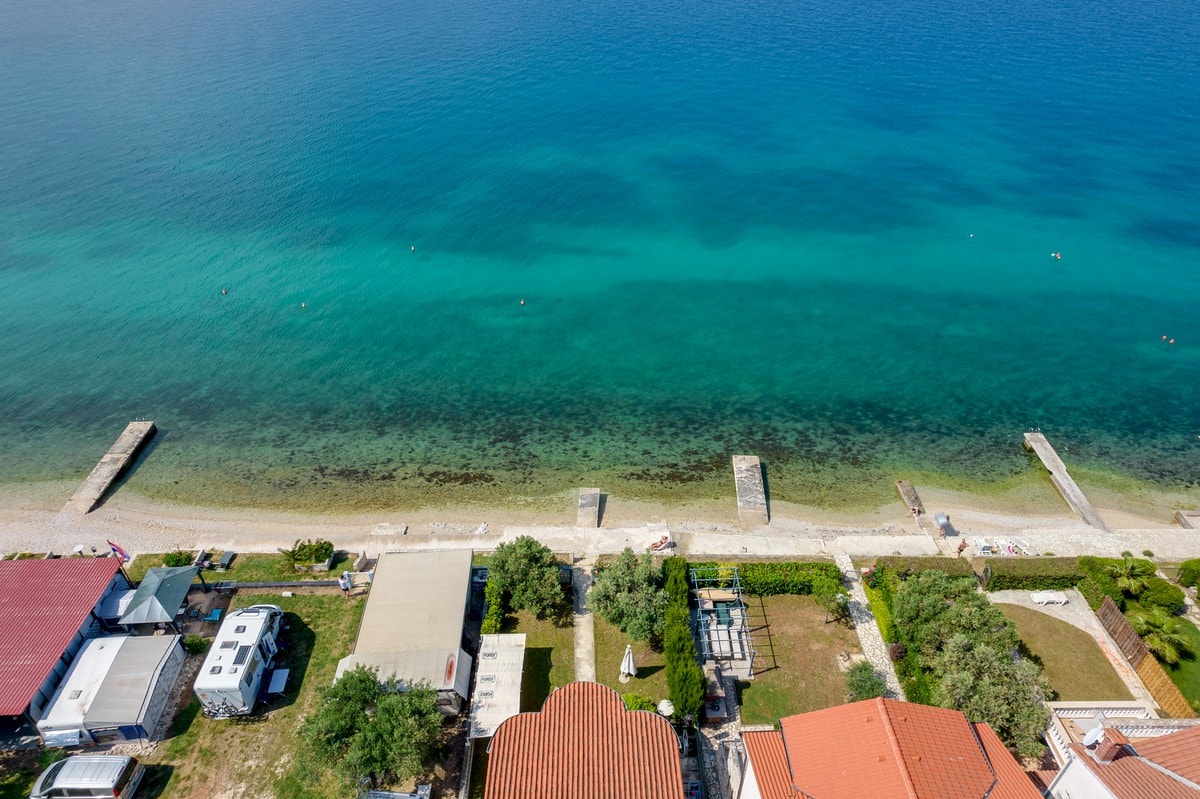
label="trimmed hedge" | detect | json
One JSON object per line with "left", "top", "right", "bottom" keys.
{"left": 874, "top": 556, "right": 977, "bottom": 578}
{"left": 981, "top": 558, "right": 1083, "bottom": 591}
{"left": 1139, "top": 577, "right": 1186, "bottom": 615}
{"left": 863, "top": 581, "right": 895, "bottom": 643}
{"left": 1078, "top": 557, "right": 1125, "bottom": 611}
{"left": 1180, "top": 559, "right": 1200, "bottom": 589}
{"left": 688, "top": 561, "right": 841, "bottom": 595}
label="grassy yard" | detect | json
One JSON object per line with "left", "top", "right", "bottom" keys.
{"left": 501, "top": 610, "right": 574, "bottom": 711}
{"left": 127, "top": 552, "right": 357, "bottom": 584}
{"left": 998, "top": 605, "right": 1132, "bottom": 701}
{"left": 1164, "top": 616, "right": 1200, "bottom": 707}
{"left": 738, "top": 595, "right": 862, "bottom": 726}
{"left": 139, "top": 591, "right": 365, "bottom": 799}
{"left": 593, "top": 616, "right": 668, "bottom": 705}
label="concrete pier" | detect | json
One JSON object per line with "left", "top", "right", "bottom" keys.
{"left": 577, "top": 488, "right": 601, "bottom": 528}
{"left": 733, "top": 455, "right": 768, "bottom": 527}
{"left": 1023, "top": 432, "right": 1108, "bottom": 530}
{"left": 1177, "top": 510, "right": 1200, "bottom": 530}
{"left": 68, "top": 421, "right": 156, "bottom": 513}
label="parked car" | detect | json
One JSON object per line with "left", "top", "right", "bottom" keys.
{"left": 29, "top": 754, "right": 144, "bottom": 799}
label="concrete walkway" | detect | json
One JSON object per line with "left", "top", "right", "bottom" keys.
{"left": 572, "top": 561, "right": 596, "bottom": 682}
{"left": 833, "top": 552, "right": 905, "bottom": 700}
{"left": 988, "top": 589, "right": 1156, "bottom": 708}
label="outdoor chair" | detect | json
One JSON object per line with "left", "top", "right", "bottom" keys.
{"left": 203, "top": 608, "right": 222, "bottom": 624}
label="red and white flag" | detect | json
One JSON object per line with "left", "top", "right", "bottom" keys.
{"left": 107, "top": 540, "right": 132, "bottom": 562}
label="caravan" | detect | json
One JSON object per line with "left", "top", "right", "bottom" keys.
{"left": 193, "top": 605, "right": 283, "bottom": 718}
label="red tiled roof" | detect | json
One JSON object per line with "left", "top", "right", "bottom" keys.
{"left": 483, "top": 681, "right": 685, "bottom": 799}
{"left": 743, "top": 731, "right": 796, "bottom": 799}
{"left": 1026, "top": 770, "right": 1059, "bottom": 793}
{"left": 971, "top": 723, "right": 1044, "bottom": 799}
{"left": 1069, "top": 742, "right": 1200, "bottom": 799}
{"left": 777, "top": 699, "right": 995, "bottom": 799}
{"left": 1133, "top": 726, "right": 1200, "bottom": 785}
{"left": 0, "top": 558, "right": 121, "bottom": 715}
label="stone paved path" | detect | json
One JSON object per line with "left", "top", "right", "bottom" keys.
{"left": 833, "top": 551, "right": 905, "bottom": 700}
{"left": 572, "top": 561, "right": 596, "bottom": 682}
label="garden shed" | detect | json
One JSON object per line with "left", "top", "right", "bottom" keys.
{"left": 36, "top": 634, "right": 185, "bottom": 746}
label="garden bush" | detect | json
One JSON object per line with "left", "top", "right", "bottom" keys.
{"left": 874, "top": 556, "right": 976, "bottom": 578}
{"left": 846, "top": 661, "right": 887, "bottom": 701}
{"left": 1138, "top": 577, "right": 1186, "bottom": 616}
{"left": 1078, "top": 557, "right": 1126, "bottom": 611}
{"left": 981, "top": 557, "right": 1082, "bottom": 591}
{"left": 622, "top": 693, "right": 658, "bottom": 712}
{"left": 663, "top": 605, "right": 703, "bottom": 719}
{"left": 663, "top": 556, "right": 690, "bottom": 609}
{"left": 163, "top": 550, "right": 193, "bottom": 568}
{"left": 182, "top": 634, "right": 209, "bottom": 655}
{"left": 481, "top": 580, "right": 505, "bottom": 634}
{"left": 687, "top": 561, "right": 841, "bottom": 595}
{"left": 279, "top": 538, "right": 335, "bottom": 568}
{"left": 863, "top": 581, "right": 895, "bottom": 643}
{"left": 1178, "top": 558, "right": 1200, "bottom": 589}
{"left": 488, "top": 536, "right": 570, "bottom": 622}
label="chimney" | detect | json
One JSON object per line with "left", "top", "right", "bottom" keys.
{"left": 1092, "top": 729, "right": 1129, "bottom": 764}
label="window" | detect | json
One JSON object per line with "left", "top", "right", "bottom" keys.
{"left": 234, "top": 625, "right": 247, "bottom": 634}
{"left": 67, "top": 690, "right": 82, "bottom": 700}
{"left": 209, "top": 666, "right": 222, "bottom": 675}
{"left": 220, "top": 641, "right": 237, "bottom": 650}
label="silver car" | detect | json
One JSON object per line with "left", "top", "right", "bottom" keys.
{"left": 29, "top": 755, "right": 144, "bottom": 799}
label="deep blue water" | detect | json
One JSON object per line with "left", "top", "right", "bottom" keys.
{"left": 1, "top": 0, "right": 1198, "bottom": 509}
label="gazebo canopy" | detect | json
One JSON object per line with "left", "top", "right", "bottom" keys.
{"left": 119, "top": 566, "right": 198, "bottom": 625}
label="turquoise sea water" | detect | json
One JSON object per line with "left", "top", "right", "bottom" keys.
{"left": 1, "top": 0, "right": 1198, "bottom": 510}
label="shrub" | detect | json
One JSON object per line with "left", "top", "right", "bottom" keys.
{"left": 1078, "top": 557, "right": 1125, "bottom": 611}
{"left": 888, "top": 643, "right": 907, "bottom": 662}
{"left": 898, "top": 649, "right": 933, "bottom": 705}
{"left": 846, "top": 661, "right": 887, "bottom": 701}
{"left": 663, "top": 556, "right": 690, "bottom": 609}
{"left": 1138, "top": 577, "right": 1186, "bottom": 616}
{"left": 663, "top": 605, "right": 704, "bottom": 719}
{"left": 182, "top": 634, "right": 209, "bottom": 655}
{"left": 981, "top": 558, "right": 1083, "bottom": 591}
{"left": 163, "top": 550, "right": 193, "bottom": 568}
{"left": 279, "top": 539, "right": 335, "bottom": 567}
{"left": 623, "top": 693, "right": 658, "bottom": 712}
{"left": 687, "top": 561, "right": 842, "bottom": 595}
{"left": 1178, "top": 559, "right": 1200, "bottom": 588}
{"left": 481, "top": 579, "right": 505, "bottom": 634}
{"left": 1143, "top": 550, "right": 1155, "bottom": 558}
{"left": 874, "top": 556, "right": 977, "bottom": 578}
{"left": 864, "top": 582, "right": 895, "bottom": 643}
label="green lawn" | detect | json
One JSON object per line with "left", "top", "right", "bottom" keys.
{"left": 998, "top": 605, "right": 1132, "bottom": 701}
{"left": 593, "top": 616, "right": 668, "bottom": 706}
{"left": 501, "top": 610, "right": 574, "bottom": 711}
{"left": 1164, "top": 616, "right": 1200, "bottom": 707}
{"left": 138, "top": 592, "right": 365, "bottom": 799}
{"left": 738, "top": 595, "right": 862, "bottom": 726}
{"left": 127, "top": 552, "right": 357, "bottom": 585}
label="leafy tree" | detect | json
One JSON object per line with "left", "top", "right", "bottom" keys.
{"left": 591, "top": 548, "right": 668, "bottom": 642}
{"left": 933, "top": 634, "right": 1051, "bottom": 759}
{"left": 1129, "top": 606, "right": 1193, "bottom": 664}
{"left": 301, "top": 666, "right": 443, "bottom": 785}
{"left": 846, "top": 661, "right": 887, "bottom": 701}
{"left": 812, "top": 573, "right": 849, "bottom": 624}
{"left": 892, "top": 571, "right": 983, "bottom": 658}
{"left": 1108, "top": 555, "right": 1154, "bottom": 597}
{"left": 489, "top": 536, "right": 569, "bottom": 621}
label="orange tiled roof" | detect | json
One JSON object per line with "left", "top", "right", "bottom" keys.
{"left": 1069, "top": 742, "right": 1200, "bottom": 799}
{"left": 970, "top": 723, "right": 1044, "bottom": 799}
{"left": 744, "top": 700, "right": 1042, "bottom": 799}
{"left": 1133, "top": 726, "right": 1200, "bottom": 785}
{"left": 777, "top": 699, "right": 995, "bottom": 799}
{"left": 483, "top": 681, "right": 685, "bottom": 799}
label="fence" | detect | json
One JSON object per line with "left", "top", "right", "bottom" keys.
{"left": 1095, "top": 597, "right": 1195, "bottom": 718}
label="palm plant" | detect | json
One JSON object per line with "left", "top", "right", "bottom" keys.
{"left": 1128, "top": 606, "right": 1192, "bottom": 664}
{"left": 1108, "top": 555, "right": 1154, "bottom": 596}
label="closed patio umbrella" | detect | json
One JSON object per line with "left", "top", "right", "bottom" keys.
{"left": 619, "top": 643, "right": 637, "bottom": 683}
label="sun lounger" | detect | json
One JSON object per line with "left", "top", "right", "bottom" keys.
{"left": 994, "top": 538, "right": 1016, "bottom": 556}
{"left": 1031, "top": 591, "right": 1069, "bottom": 606}
{"left": 973, "top": 537, "right": 994, "bottom": 555}
{"left": 1010, "top": 537, "right": 1038, "bottom": 556}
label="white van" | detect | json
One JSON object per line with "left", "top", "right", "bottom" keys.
{"left": 29, "top": 755, "right": 144, "bottom": 799}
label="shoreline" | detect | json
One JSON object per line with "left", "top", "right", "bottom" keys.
{"left": 0, "top": 474, "right": 1193, "bottom": 562}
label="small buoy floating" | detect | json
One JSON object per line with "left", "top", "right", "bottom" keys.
{"left": 520, "top": 299, "right": 525, "bottom": 306}
{"left": 221, "top": 288, "right": 227, "bottom": 295}
{"left": 301, "top": 302, "right": 307, "bottom": 309}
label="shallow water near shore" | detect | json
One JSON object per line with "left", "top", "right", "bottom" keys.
{"left": 1, "top": 0, "right": 1198, "bottom": 513}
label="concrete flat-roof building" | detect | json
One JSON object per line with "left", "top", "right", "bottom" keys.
{"left": 336, "top": 550, "right": 474, "bottom": 713}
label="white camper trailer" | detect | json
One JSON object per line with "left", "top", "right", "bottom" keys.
{"left": 193, "top": 605, "right": 283, "bottom": 718}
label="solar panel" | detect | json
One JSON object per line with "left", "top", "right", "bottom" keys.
{"left": 233, "top": 645, "right": 252, "bottom": 666}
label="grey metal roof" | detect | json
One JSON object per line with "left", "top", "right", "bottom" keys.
{"left": 86, "top": 635, "right": 180, "bottom": 725}
{"left": 119, "top": 565, "right": 198, "bottom": 625}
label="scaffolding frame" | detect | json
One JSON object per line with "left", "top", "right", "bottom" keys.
{"left": 689, "top": 566, "right": 755, "bottom": 675}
